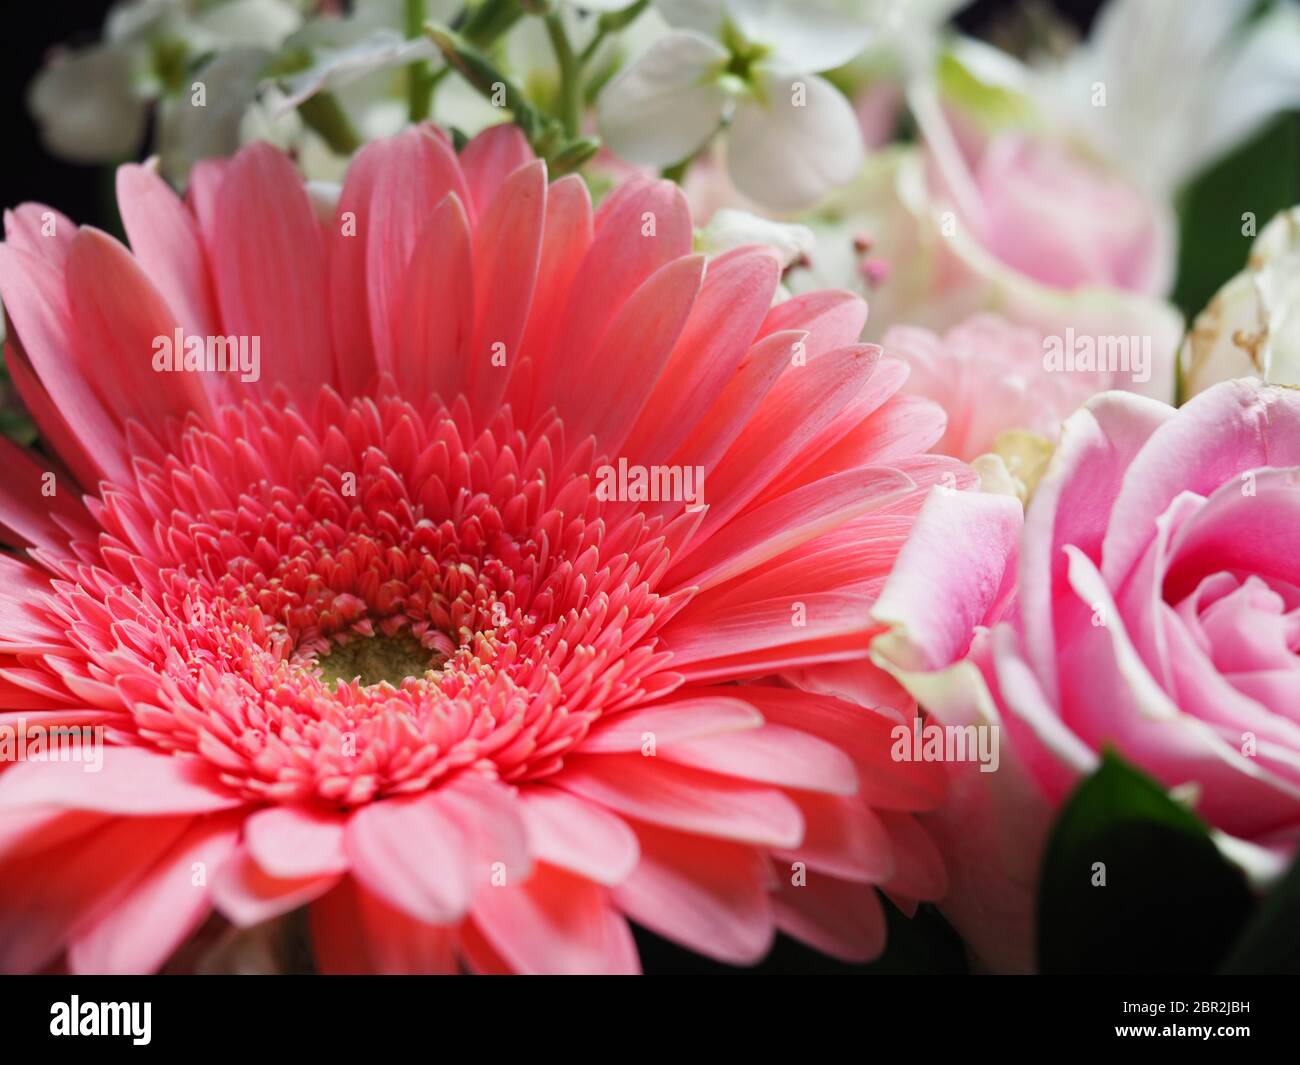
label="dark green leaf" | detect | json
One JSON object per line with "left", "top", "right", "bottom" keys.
{"left": 1037, "top": 752, "right": 1254, "bottom": 974}
{"left": 1171, "top": 111, "right": 1300, "bottom": 323}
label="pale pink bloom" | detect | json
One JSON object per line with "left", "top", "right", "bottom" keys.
{"left": 790, "top": 140, "right": 1184, "bottom": 407}
{"left": 957, "top": 134, "right": 1173, "bottom": 298}
{"left": 0, "top": 125, "right": 957, "bottom": 974}
{"left": 872, "top": 379, "right": 1300, "bottom": 970}
{"left": 883, "top": 313, "right": 1099, "bottom": 461}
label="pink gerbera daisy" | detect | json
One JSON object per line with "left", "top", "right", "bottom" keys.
{"left": 0, "top": 124, "right": 962, "bottom": 974}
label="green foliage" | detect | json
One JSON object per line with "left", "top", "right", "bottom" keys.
{"left": 1172, "top": 111, "right": 1300, "bottom": 322}
{"left": 1037, "top": 753, "right": 1255, "bottom": 974}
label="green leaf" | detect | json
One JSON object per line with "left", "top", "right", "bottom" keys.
{"left": 1172, "top": 111, "right": 1300, "bottom": 323}
{"left": 1221, "top": 852, "right": 1300, "bottom": 974}
{"left": 1037, "top": 752, "right": 1254, "bottom": 974}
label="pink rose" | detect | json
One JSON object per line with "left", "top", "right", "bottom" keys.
{"left": 794, "top": 137, "right": 1184, "bottom": 407}
{"left": 872, "top": 379, "right": 1300, "bottom": 969}
{"left": 962, "top": 134, "right": 1173, "bottom": 297}
{"left": 884, "top": 313, "right": 1104, "bottom": 462}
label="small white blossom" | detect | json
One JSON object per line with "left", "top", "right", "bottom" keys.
{"left": 598, "top": 0, "right": 888, "bottom": 209}
{"left": 27, "top": 0, "right": 303, "bottom": 167}
{"left": 697, "top": 208, "right": 815, "bottom": 268}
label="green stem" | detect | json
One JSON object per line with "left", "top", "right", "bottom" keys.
{"left": 404, "top": 0, "right": 433, "bottom": 121}
{"left": 578, "top": 28, "right": 607, "bottom": 68}
{"left": 661, "top": 158, "right": 690, "bottom": 183}
{"left": 579, "top": 0, "right": 649, "bottom": 67}
{"left": 297, "top": 92, "right": 362, "bottom": 155}
{"left": 544, "top": 12, "right": 581, "bottom": 139}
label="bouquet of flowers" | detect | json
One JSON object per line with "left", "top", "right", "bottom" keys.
{"left": 1, "top": 0, "right": 1299, "bottom": 978}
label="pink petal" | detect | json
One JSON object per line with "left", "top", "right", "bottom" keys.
{"left": 0, "top": 815, "right": 193, "bottom": 973}
{"left": 471, "top": 863, "right": 639, "bottom": 975}
{"left": 726, "top": 684, "right": 948, "bottom": 812}
{"left": 243, "top": 805, "right": 349, "bottom": 880}
{"left": 771, "top": 868, "right": 887, "bottom": 963}
{"left": 662, "top": 328, "right": 800, "bottom": 478}
{"left": 467, "top": 160, "right": 546, "bottom": 417}
{"left": 694, "top": 344, "right": 882, "bottom": 539}
{"left": 0, "top": 434, "right": 93, "bottom": 551}
{"left": 399, "top": 193, "right": 474, "bottom": 402}
{"left": 532, "top": 179, "right": 691, "bottom": 419}
{"left": 432, "top": 774, "right": 532, "bottom": 892}
{"left": 577, "top": 695, "right": 763, "bottom": 753}
{"left": 344, "top": 793, "right": 472, "bottom": 925}
{"left": 507, "top": 175, "right": 592, "bottom": 418}
{"left": 876, "top": 810, "right": 948, "bottom": 901}
{"left": 774, "top": 791, "right": 895, "bottom": 883}
{"left": 356, "top": 127, "right": 470, "bottom": 369}
{"left": 556, "top": 753, "right": 803, "bottom": 848}
{"left": 871, "top": 488, "right": 1022, "bottom": 671}
{"left": 622, "top": 249, "right": 781, "bottom": 464}
{"left": 1019, "top": 389, "right": 1172, "bottom": 694}
{"left": 458, "top": 123, "right": 535, "bottom": 219}
{"left": 667, "top": 466, "right": 914, "bottom": 592}
{"left": 759, "top": 289, "right": 868, "bottom": 360}
{"left": 115, "top": 162, "right": 220, "bottom": 346}
{"left": 311, "top": 878, "right": 458, "bottom": 974}
{"left": 68, "top": 811, "right": 241, "bottom": 974}
{"left": 1103, "top": 380, "right": 1300, "bottom": 589}
{"left": 611, "top": 820, "right": 774, "bottom": 965}
{"left": 210, "top": 844, "right": 340, "bottom": 928}
{"left": 0, "top": 746, "right": 241, "bottom": 815}
{"left": 568, "top": 255, "right": 705, "bottom": 452}
{"left": 0, "top": 245, "right": 129, "bottom": 483}
{"left": 658, "top": 723, "right": 860, "bottom": 796}
{"left": 211, "top": 142, "right": 334, "bottom": 400}
{"left": 518, "top": 786, "right": 639, "bottom": 886}
{"left": 65, "top": 228, "right": 213, "bottom": 428}
{"left": 4, "top": 203, "right": 75, "bottom": 261}
{"left": 660, "top": 589, "right": 875, "bottom": 668}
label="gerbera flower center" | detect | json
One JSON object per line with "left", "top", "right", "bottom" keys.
{"left": 53, "top": 387, "right": 681, "bottom": 808}
{"left": 314, "top": 633, "right": 442, "bottom": 689}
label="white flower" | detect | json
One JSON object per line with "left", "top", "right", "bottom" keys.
{"left": 1041, "top": 0, "right": 1300, "bottom": 197}
{"left": 27, "top": 40, "right": 147, "bottom": 162}
{"left": 158, "top": 47, "right": 275, "bottom": 178}
{"left": 27, "top": 0, "right": 303, "bottom": 166}
{"left": 277, "top": 29, "right": 441, "bottom": 112}
{"left": 696, "top": 207, "right": 814, "bottom": 268}
{"left": 597, "top": 0, "right": 885, "bottom": 210}
{"left": 1180, "top": 207, "right": 1300, "bottom": 398}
